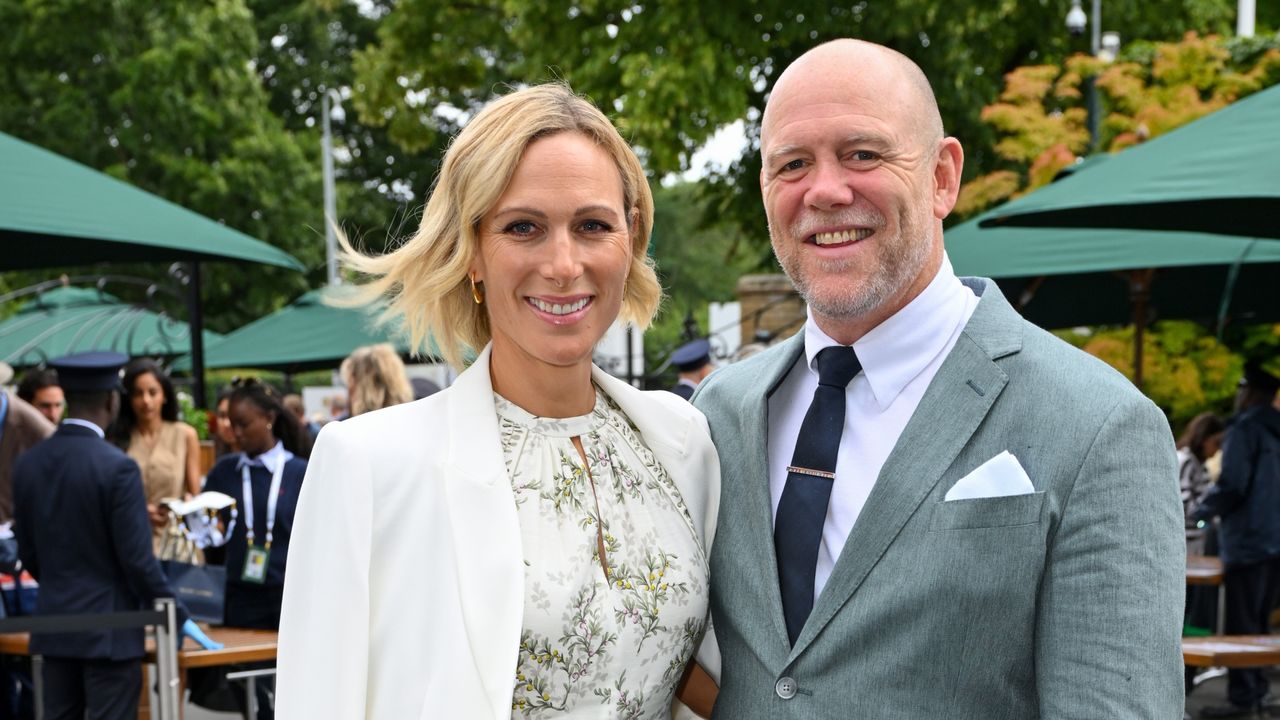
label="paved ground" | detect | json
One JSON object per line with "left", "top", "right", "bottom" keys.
{"left": 1187, "top": 666, "right": 1280, "bottom": 718}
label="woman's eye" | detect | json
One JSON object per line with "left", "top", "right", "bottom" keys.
{"left": 580, "top": 220, "right": 612, "bottom": 233}
{"left": 504, "top": 221, "right": 537, "bottom": 236}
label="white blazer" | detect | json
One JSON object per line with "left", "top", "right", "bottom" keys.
{"left": 276, "top": 345, "right": 721, "bottom": 719}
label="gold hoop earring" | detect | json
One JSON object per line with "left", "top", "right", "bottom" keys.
{"left": 469, "top": 275, "right": 484, "bottom": 305}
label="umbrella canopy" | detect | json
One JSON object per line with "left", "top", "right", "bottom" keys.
{"left": 0, "top": 131, "right": 305, "bottom": 270}
{"left": 174, "top": 287, "right": 415, "bottom": 373}
{"left": 948, "top": 221, "right": 1280, "bottom": 329}
{"left": 978, "top": 83, "right": 1280, "bottom": 238}
{"left": 0, "top": 286, "right": 224, "bottom": 368}
{"left": 946, "top": 216, "right": 1280, "bottom": 387}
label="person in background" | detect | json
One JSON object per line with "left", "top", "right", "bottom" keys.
{"left": 203, "top": 379, "right": 308, "bottom": 720}
{"left": 1192, "top": 363, "right": 1280, "bottom": 718}
{"left": 1178, "top": 412, "right": 1225, "bottom": 521}
{"left": 16, "top": 368, "right": 64, "bottom": 426}
{"left": 12, "top": 352, "right": 218, "bottom": 720}
{"left": 340, "top": 343, "right": 413, "bottom": 417}
{"left": 0, "top": 362, "right": 54, "bottom": 525}
{"left": 281, "top": 394, "right": 320, "bottom": 441}
{"left": 111, "top": 360, "right": 200, "bottom": 551}
{"left": 668, "top": 338, "right": 714, "bottom": 401}
{"left": 212, "top": 386, "right": 240, "bottom": 458}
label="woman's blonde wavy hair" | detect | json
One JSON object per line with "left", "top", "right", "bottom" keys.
{"left": 338, "top": 83, "right": 661, "bottom": 370}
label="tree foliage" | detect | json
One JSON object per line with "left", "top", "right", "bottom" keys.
{"left": 958, "top": 31, "right": 1280, "bottom": 215}
{"left": 352, "top": 0, "right": 1241, "bottom": 268}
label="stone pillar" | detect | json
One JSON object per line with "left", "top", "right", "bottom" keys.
{"left": 735, "top": 274, "right": 806, "bottom": 347}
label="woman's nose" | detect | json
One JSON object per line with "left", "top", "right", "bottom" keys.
{"left": 542, "top": 228, "right": 582, "bottom": 286}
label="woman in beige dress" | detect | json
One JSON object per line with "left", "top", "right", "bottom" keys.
{"left": 112, "top": 359, "right": 201, "bottom": 546}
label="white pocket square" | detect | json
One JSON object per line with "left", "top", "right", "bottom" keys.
{"left": 944, "top": 451, "right": 1035, "bottom": 501}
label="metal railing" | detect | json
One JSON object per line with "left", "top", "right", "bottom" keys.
{"left": 0, "top": 598, "right": 181, "bottom": 719}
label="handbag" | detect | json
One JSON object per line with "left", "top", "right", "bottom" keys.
{"left": 158, "top": 517, "right": 226, "bottom": 623}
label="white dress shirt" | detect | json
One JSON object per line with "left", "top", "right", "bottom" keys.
{"left": 768, "top": 254, "right": 979, "bottom": 599}
{"left": 236, "top": 440, "right": 294, "bottom": 474}
{"left": 61, "top": 418, "right": 105, "bottom": 438}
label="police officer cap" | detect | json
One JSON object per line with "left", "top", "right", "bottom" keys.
{"left": 671, "top": 339, "right": 711, "bottom": 372}
{"left": 1242, "top": 362, "right": 1280, "bottom": 396}
{"left": 47, "top": 351, "right": 128, "bottom": 393}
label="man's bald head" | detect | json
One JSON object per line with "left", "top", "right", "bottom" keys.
{"left": 762, "top": 39, "right": 944, "bottom": 152}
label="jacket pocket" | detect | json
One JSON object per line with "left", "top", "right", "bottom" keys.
{"left": 929, "top": 491, "right": 1046, "bottom": 531}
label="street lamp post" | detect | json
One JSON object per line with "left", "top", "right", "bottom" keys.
{"left": 1065, "top": 0, "right": 1118, "bottom": 151}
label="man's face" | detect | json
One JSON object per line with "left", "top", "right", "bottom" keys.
{"left": 32, "top": 385, "right": 64, "bottom": 425}
{"left": 760, "top": 60, "right": 946, "bottom": 329}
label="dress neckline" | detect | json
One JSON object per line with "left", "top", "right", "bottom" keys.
{"left": 494, "top": 386, "right": 608, "bottom": 438}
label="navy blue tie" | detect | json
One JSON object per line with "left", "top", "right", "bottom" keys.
{"left": 775, "top": 345, "right": 861, "bottom": 646}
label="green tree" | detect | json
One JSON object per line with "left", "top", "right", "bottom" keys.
{"left": 0, "top": 0, "right": 322, "bottom": 330}
{"left": 351, "top": 0, "right": 1240, "bottom": 269}
{"left": 645, "top": 181, "right": 757, "bottom": 378}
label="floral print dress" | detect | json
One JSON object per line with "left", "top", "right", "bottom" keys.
{"left": 496, "top": 388, "right": 709, "bottom": 719}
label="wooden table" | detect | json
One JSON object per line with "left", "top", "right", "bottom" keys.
{"left": 1187, "top": 555, "right": 1224, "bottom": 585}
{"left": 0, "top": 626, "right": 276, "bottom": 718}
{"left": 0, "top": 625, "right": 276, "bottom": 666}
{"left": 1184, "top": 636, "right": 1280, "bottom": 668}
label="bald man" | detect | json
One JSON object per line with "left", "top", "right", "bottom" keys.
{"left": 692, "top": 40, "right": 1183, "bottom": 719}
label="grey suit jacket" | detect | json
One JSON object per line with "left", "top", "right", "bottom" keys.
{"left": 693, "top": 278, "right": 1183, "bottom": 720}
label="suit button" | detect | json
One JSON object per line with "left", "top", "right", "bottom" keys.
{"left": 775, "top": 676, "right": 797, "bottom": 700}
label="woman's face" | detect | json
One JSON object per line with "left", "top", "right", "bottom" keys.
{"left": 215, "top": 398, "right": 237, "bottom": 447}
{"left": 470, "top": 132, "right": 633, "bottom": 377}
{"left": 130, "top": 372, "right": 166, "bottom": 423}
{"left": 229, "top": 398, "right": 276, "bottom": 457}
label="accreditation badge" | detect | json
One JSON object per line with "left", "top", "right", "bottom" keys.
{"left": 241, "top": 545, "right": 270, "bottom": 584}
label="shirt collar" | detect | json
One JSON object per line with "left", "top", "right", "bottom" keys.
{"left": 61, "top": 418, "right": 105, "bottom": 438}
{"left": 803, "top": 253, "right": 973, "bottom": 410}
{"left": 237, "top": 440, "right": 293, "bottom": 474}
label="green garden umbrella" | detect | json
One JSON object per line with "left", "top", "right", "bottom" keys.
{"left": 0, "top": 286, "right": 223, "bottom": 368}
{"left": 0, "top": 131, "right": 304, "bottom": 270}
{"left": 946, "top": 215, "right": 1280, "bottom": 387}
{"left": 174, "top": 287, "right": 417, "bottom": 373}
{"left": 978, "top": 83, "right": 1280, "bottom": 238}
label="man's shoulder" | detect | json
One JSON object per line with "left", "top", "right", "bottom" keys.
{"left": 1005, "top": 320, "right": 1143, "bottom": 401}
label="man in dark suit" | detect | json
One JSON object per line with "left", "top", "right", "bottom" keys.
{"left": 11, "top": 352, "right": 216, "bottom": 720}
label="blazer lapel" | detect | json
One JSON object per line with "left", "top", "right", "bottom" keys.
{"left": 441, "top": 345, "right": 524, "bottom": 718}
{"left": 594, "top": 368, "right": 691, "bottom": 463}
{"left": 739, "top": 332, "right": 807, "bottom": 649}
{"left": 791, "top": 279, "right": 1024, "bottom": 656}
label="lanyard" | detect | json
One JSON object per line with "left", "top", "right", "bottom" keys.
{"left": 241, "top": 457, "right": 285, "bottom": 549}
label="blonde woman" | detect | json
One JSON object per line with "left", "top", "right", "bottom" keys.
{"left": 276, "top": 84, "right": 720, "bottom": 719}
{"left": 339, "top": 343, "right": 413, "bottom": 417}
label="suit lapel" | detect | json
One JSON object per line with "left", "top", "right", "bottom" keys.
{"left": 738, "top": 332, "right": 807, "bottom": 648}
{"left": 791, "top": 279, "right": 1024, "bottom": 656}
{"left": 441, "top": 345, "right": 524, "bottom": 718}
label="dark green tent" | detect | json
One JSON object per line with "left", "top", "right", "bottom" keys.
{"left": 174, "top": 287, "right": 416, "bottom": 373}
{"left": 0, "top": 131, "right": 304, "bottom": 270}
{"left": 0, "top": 286, "right": 223, "bottom": 368}
{"left": 947, "top": 215, "right": 1280, "bottom": 386}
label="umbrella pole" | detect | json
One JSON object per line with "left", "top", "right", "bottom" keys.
{"left": 187, "top": 261, "right": 207, "bottom": 409}
{"left": 1128, "top": 269, "right": 1155, "bottom": 390}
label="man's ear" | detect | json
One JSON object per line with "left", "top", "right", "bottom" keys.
{"left": 932, "top": 137, "right": 964, "bottom": 220}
